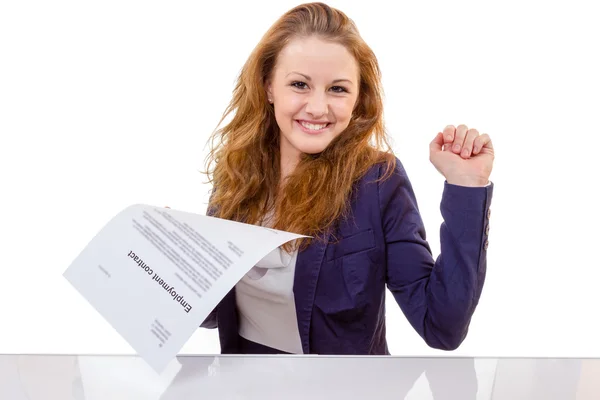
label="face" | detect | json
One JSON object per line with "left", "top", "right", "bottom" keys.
{"left": 266, "top": 36, "right": 360, "bottom": 168}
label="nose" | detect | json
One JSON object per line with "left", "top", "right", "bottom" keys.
{"left": 305, "top": 91, "right": 329, "bottom": 117}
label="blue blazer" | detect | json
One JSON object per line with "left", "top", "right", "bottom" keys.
{"left": 201, "top": 158, "right": 493, "bottom": 354}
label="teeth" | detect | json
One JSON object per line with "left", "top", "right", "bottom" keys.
{"left": 300, "top": 121, "right": 328, "bottom": 130}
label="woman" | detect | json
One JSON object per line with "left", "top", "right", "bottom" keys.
{"left": 200, "top": 2, "right": 494, "bottom": 355}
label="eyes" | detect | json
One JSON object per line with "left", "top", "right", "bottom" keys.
{"left": 290, "top": 81, "right": 349, "bottom": 94}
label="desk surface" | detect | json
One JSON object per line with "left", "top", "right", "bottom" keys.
{"left": 1, "top": 354, "right": 599, "bottom": 399}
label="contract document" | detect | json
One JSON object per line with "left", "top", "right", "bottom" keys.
{"left": 63, "top": 204, "right": 307, "bottom": 373}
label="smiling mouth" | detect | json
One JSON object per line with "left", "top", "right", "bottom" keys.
{"left": 296, "top": 120, "right": 331, "bottom": 133}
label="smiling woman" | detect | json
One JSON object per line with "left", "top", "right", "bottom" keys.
{"left": 200, "top": 2, "right": 495, "bottom": 356}
{"left": 266, "top": 36, "right": 360, "bottom": 173}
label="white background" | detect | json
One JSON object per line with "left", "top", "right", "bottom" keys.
{"left": 1, "top": 0, "right": 598, "bottom": 359}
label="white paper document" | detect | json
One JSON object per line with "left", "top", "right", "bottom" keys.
{"left": 63, "top": 204, "right": 307, "bottom": 373}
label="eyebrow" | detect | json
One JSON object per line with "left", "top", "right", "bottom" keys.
{"left": 286, "top": 71, "right": 353, "bottom": 85}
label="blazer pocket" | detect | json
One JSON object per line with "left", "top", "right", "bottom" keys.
{"left": 327, "top": 228, "right": 376, "bottom": 262}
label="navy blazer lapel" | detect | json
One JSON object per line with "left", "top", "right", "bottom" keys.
{"left": 293, "top": 234, "right": 329, "bottom": 354}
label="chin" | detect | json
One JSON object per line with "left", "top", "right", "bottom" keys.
{"left": 281, "top": 128, "right": 344, "bottom": 157}
{"left": 301, "top": 147, "right": 327, "bottom": 155}
{"left": 296, "top": 140, "right": 333, "bottom": 155}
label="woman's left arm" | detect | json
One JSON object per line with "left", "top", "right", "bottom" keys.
{"left": 382, "top": 124, "right": 494, "bottom": 350}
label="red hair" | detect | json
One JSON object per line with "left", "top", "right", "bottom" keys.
{"left": 203, "top": 2, "right": 396, "bottom": 251}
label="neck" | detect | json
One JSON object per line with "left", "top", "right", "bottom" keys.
{"left": 280, "top": 158, "right": 296, "bottom": 183}
{"left": 279, "top": 148, "right": 301, "bottom": 185}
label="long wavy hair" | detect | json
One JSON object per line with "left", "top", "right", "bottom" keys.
{"left": 203, "top": 2, "right": 396, "bottom": 251}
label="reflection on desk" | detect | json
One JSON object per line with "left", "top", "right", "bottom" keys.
{"left": 0, "top": 354, "right": 598, "bottom": 399}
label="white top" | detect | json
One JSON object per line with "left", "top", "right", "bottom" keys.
{"left": 235, "top": 214, "right": 304, "bottom": 354}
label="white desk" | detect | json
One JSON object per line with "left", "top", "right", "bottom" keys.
{"left": 1, "top": 354, "right": 598, "bottom": 399}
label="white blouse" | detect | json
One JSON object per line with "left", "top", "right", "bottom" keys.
{"left": 235, "top": 246, "right": 303, "bottom": 354}
{"left": 234, "top": 211, "right": 304, "bottom": 354}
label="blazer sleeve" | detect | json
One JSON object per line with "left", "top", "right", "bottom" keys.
{"left": 379, "top": 159, "right": 493, "bottom": 350}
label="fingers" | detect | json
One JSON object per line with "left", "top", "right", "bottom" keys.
{"left": 452, "top": 124, "right": 468, "bottom": 154}
{"left": 460, "top": 128, "right": 479, "bottom": 158}
{"left": 442, "top": 125, "right": 455, "bottom": 151}
{"left": 442, "top": 124, "right": 491, "bottom": 157}
{"left": 473, "top": 133, "right": 493, "bottom": 154}
{"left": 440, "top": 124, "right": 493, "bottom": 159}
